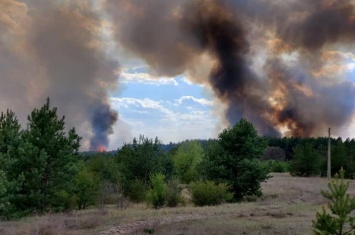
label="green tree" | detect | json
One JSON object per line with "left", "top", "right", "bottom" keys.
{"left": 173, "top": 140, "right": 203, "bottom": 183}
{"left": 289, "top": 143, "right": 322, "bottom": 176}
{"left": 0, "top": 110, "right": 22, "bottom": 183}
{"left": 202, "top": 119, "right": 269, "bottom": 201}
{"left": 345, "top": 139, "right": 355, "bottom": 178}
{"left": 0, "top": 170, "right": 9, "bottom": 213}
{"left": 0, "top": 110, "right": 24, "bottom": 219}
{"left": 13, "top": 98, "right": 82, "bottom": 213}
{"left": 332, "top": 140, "right": 349, "bottom": 177}
{"left": 117, "top": 135, "right": 173, "bottom": 200}
{"left": 313, "top": 169, "right": 355, "bottom": 235}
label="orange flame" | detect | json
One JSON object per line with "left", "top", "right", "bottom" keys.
{"left": 97, "top": 145, "right": 106, "bottom": 153}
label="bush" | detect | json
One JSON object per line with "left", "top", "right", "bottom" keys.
{"left": 146, "top": 173, "right": 168, "bottom": 209}
{"left": 126, "top": 179, "right": 147, "bottom": 203}
{"left": 166, "top": 178, "right": 182, "bottom": 207}
{"left": 261, "top": 147, "right": 286, "bottom": 161}
{"left": 173, "top": 141, "right": 203, "bottom": 184}
{"left": 98, "top": 181, "right": 129, "bottom": 209}
{"left": 72, "top": 168, "right": 99, "bottom": 209}
{"left": 263, "top": 160, "right": 289, "bottom": 173}
{"left": 190, "top": 181, "right": 232, "bottom": 206}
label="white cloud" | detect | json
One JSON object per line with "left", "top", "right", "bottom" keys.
{"left": 175, "top": 96, "right": 213, "bottom": 106}
{"left": 111, "top": 97, "right": 174, "bottom": 120}
{"left": 120, "top": 71, "right": 178, "bottom": 86}
{"left": 110, "top": 97, "right": 218, "bottom": 143}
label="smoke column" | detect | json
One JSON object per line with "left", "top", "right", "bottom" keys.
{"left": 106, "top": 0, "right": 355, "bottom": 137}
{"left": 0, "top": 0, "right": 122, "bottom": 150}
{"left": 90, "top": 104, "right": 118, "bottom": 151}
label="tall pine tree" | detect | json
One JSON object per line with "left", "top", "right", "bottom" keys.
{"left": 0, "top": 110, "right": 24, "bottom": 219}
{"left": 15, "top": 98, "right": 82, "bottom": 213}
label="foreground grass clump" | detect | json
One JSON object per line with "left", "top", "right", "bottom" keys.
{"left": 313, "top": 169, "right": 355, "bottom": 235}
{"left": 190, "top": 181, "right": 232, "bottom": 206}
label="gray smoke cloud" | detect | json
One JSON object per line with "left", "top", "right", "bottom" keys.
{"left": 1, "top": 0, "right": 355, "bottom": 143}
{"left": 105, "top": 0, "right": 355, "bottom": 137}
{"left": 0, "top": 0, "right": 124, "bottom": 150}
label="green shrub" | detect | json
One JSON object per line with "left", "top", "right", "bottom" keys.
{"left": 72, "top": 168, "right": 99, "bottom": 209}
{"left": 54, "top": 189, "right": 78, "bottom": 212}
{"left": 173, "top": 141, "right": 203, "bottom": 184}
{"left": 166, "top": 178, "right": 182, "bottom": 207}
{"left": 146, "top": 173, "right": 168, "bottom": 209}
{"left": 126, "top": 179, "right": 147, "bottom": 203}
{"left": 190, "top": 181, "right": 232, "bottom": 206}
{"left": 264, "top": 160, "right": 289, "bottom": 173}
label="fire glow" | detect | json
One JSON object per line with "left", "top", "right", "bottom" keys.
{"left": 97, "top": 146, "right": 106, "bottom": 153}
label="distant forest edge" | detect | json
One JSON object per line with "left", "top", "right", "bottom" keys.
{"left": 82, "top": 135, "right": 355, "bottom": 178}
{"left": 83, "top": 136, "right": 355, "bottom": 156}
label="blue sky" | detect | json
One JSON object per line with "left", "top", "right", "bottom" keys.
{"left": 106, "top": 52, "right": 355, "bottom": 150}
{"left": 108, "top": 66, "right": 219, "bottom": 149}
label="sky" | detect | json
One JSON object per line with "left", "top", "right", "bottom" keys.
{"left": 1, "top": 0, "right": 355, "bottom": 151}
{"left": 108, "top": 65, "right": 220, "bottom": 149}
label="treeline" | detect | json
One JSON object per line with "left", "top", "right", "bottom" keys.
{"left": 263, "top": 136, "right": 355, "bottom": 177}
{"left": 1, "top": 99, "right": 355, "bottom": 220}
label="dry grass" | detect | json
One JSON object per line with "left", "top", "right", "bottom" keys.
{"left": 2, "top": 173, "right": 355, "bottom": 235}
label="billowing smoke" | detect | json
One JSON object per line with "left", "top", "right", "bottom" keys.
{"left": 182, "top": 0, "right": 279, "bottom": 136}
{"left": 2, "top": 0, "right": 355, "bottom": 142}
{"left": 106, "top": 0, "right": 355, "bottom": 137}
{"left": 0, "top": 0, "right": 123, "bottom": 150}
{"left": 90, "top": 103, "right": 118, "bottom": 151}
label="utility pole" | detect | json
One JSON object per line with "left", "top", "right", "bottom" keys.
{"left": 327, "top": 127, "right": 331, "bottom": 179}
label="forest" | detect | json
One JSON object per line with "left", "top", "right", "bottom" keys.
{"left": 1, "top": 99, "right": 355, "bottom": 221}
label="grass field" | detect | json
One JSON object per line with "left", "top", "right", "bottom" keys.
{"left": 1, "top": 173, "right": 354, "bottom": 235}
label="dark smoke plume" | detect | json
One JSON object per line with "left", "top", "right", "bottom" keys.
{"left": 106, "top": 0, "right": 355, "bottom": 137}
{"left": 90, "top": 104, "right": 118, "bottom": 150}
{"left": 0, "top": 0, "right": 124, "bottom": 150}
{"left": 182, "top": 0, "right": 280, "bottom": 136}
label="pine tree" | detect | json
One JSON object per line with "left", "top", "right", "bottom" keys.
{"left": 0, "top": 110, "right": 23, "bottom": 219}
{"left": 202, "top": 119, "right": 269, "bottom": 201}
{"left": 15, "top": 98, "right": 82, "bottom": 213}
{"left": 313, "top": 168, "right": 355, "bottom": 235}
